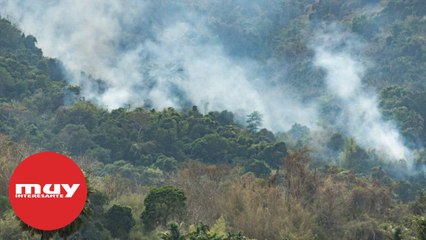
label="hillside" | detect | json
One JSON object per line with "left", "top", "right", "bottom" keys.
{"left": 0, "top": 0, "right": 426, "bottom": 239}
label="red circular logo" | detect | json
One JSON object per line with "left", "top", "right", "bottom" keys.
{"left": 8, "top": 152, "right": 87, "bottom": 230}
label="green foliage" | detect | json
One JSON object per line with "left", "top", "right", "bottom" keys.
{"left": 89, "top": 191, "right": 109, "bottom": 218}
{"left": 242, "top": 159, "right": 271, "bottom": 178}
{"left": 160, "top": 222, "right": 185, "bottom": 240}
{"left": 256, "top": 142, "right": 287, "bottom": 168}
{"left": 141, "top": 167, "right": 165, "bottom": 185}
{"left": 210, "top": 216, "right": 227, "bottom": 237}
{"left": 77, "top": 221, "right": 113, "bottom": 240}
{"left": 246, "top": 111, "right": 262, "bottom": 133}
{"left": 342, "top": 138, "right": 375, "bottom": 174}
{"left": 186, "top": 223, "right": 220, "bottom": 240}
{"left": 17, "top": 177, "right": 91, "bottom": 240}
{"left": 153, "top": 155, "right": 178, "bottom": 172}
{"left": 392, "top": 227, "right": 402, "bottom": 240}
{"left": 161, "top": 222, "right": 248, "bottom": 240}
{"left": 1, "top": 0, "right": 426, "bottom": 238}
{"left": 394, "top": 180, "right": 418, "bottom": 202}
{"left": 55, "top": 101, "right": 102, "bottom": 131}
{"left": 68, "top": 192, "right": 112, "bottom": 240}
{"left": 351, "top": 14, "right": 378, "bottom": 39}
{"left": 0, "top": 195, "right": 10, "bottom": 216}
{"left": 190, "top": 133, "right": 233, "bottom": 164}
{"left": 0, "top": 19, "right": 65, "bottom": 107}
{"left": 18, "top": 221, "right": 56, "bottom": 240}
{"left": 141, "top": 186, "right": 187, "bottom": 231}
{"left": 0, "top": 212, "right": 31, "bottom": 240}
{"left": 85, "top": 146, "right": 111, "bottom": 163}
{"left": 54, "top": 124, "right": 94, "bottom": 155}
{"left": 379, "top": 86, "right": 424, "bottom": 143}
{"left": 104, "top": 204, "right": 135, "bottom": 239}
{"left": 416, "top": 216, "right": 426, "bottom": 240}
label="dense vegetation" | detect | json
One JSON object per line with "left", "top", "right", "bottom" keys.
{"left": 1, "top": 0, "right": 426, "bottom": 239}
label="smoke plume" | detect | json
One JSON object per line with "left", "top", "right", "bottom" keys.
{"left": 0, "top": 1, "right": 414, "bottom": 165}
{"left": 313, "top": 26, "right": 412, "bottom": 163}
{"left": 0, "top": 0, "right": 317, "bottom": 131}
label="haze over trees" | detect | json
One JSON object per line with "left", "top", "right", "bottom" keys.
{"left": 0, "top": 0, "right": 426, "bottom": 239}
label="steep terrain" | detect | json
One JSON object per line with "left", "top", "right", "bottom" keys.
{"left": 0, "top": 0, "right": 426, "bottom": 239}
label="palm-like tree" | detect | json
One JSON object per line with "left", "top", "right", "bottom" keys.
{"left": 19, "top": 223, "right": 56, "bottom": 240}
{"left": 57, "top": 197, "right": 91, "bottom": 240}
{"left": 19, "top": 177, "right": 92, "bottom": 240}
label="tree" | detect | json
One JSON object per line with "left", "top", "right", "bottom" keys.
{"left": 54, "top": 101, "right": 101, "bottom": 131}
{"left": 327, "top": 133, "right": 345, "bottom": 152}
{"left": 246, "top": 111, "right": 262, "bottom": 133}
{"left": 19, "top": 177, "right": 92, "bottom": 240}
{"left": 160, "top": 222, "right": 185, "bottom": 240}
{"left": 287, "top": 123, "right": 309, "bottom": 141}
{"left": 57, "top": 204, "right": 91, "bottom": 240}
{"left": 0, "top": 212, "right": 31, "bottom": 240}
{"left": 411, "top": 192, "right": 426, "bottom": 215}
{"left": 19, "top": 223, "right": 55, "bottom": 240}
{"left": 392, "top": 227, "right": 402, "bottom": 240}
{"left": 0, "top": 195, "right": 10, "bottom": 216}
{"left": 153, "top": 155, "right": 178, "bottom": 172}
{"left": 141, "top": 186, "right": 186, "bottom": 231}
{"left": 257, "top": 142, "right": 288, "bottom": 168}
{"left": 190, "top": 133, "right": 233, "bottom": 163}
{"left": 342, "top": 138, "right": 373, "bottom": 174}
{"left": 379, "top": 86, "right": 424, "bottom": 144}
{"left": 76, "top": 191, "right": 111, "bottom": 239}
{"left": 186, "top": 223, "right": 220, "bottom": 240}
{"left": 242, "top": 159, "right": 271, "bottom": 178}
{"left": 160, "top": 222, "right": 248, "bottom": 240}
{"left": 416, "top": 216, "right": 426, "bottom": 240}
{"left": 54, "top": 124, "right": 94, "bottom": 155}
{"left": 104, "top": 205, "right": 135, "bottom": 239}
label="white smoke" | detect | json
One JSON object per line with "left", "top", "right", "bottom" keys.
{"left": 313, "top": 28, "right": 412, "bottom": 164}
{"left": 0, "top": 1, "right": 414, "bottom": 165}
{"left": 0, "top": 0, "right": 317, "bottom": 131}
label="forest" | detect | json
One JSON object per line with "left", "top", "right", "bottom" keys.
{"left": 0, "top": 0, "right": 426, "bottom": 239}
